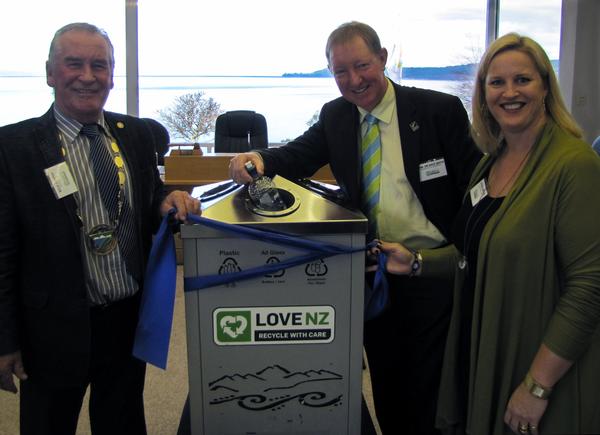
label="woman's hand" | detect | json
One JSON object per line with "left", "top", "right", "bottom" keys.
{"left": 504, "top": 383, "right": 548, "bottom": 435}
{"left": 367, "top": 240, "right": 415, "bottom": 275}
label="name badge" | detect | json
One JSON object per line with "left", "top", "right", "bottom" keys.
{"left": 419, "top": 158, "right": 448, "bottom": 182}
{"left": 469, "top": 179, "right": 488, "bottom": 207}
{"left": 44, "top": 162, "right": 78, "bottom": 199}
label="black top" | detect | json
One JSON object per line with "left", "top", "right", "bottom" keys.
{"left": 451, "top": 180, "right": 504, "bottom": 412}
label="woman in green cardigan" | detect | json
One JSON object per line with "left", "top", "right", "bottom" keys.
{"left": 372, "top": 33, "right": 600, "bottom": 435}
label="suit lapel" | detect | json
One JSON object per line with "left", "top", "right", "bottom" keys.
{"left": 105, "top": 113, "right": 146, "bottom": 279}
{"left": 104, "top": 113, "right": 147, "bottom": 240}
{"left": 104, "top": 113, "right": 140, "bottom": 214}
{"left": 321, "top": 100, "right": 362, "bottom": 207}
{"left": 340, "top": 105, "right": 362, "bottom": 206}
{"left": 35, "top": 108, "right": 64, "bottom": 168}
{"left": 34, "top": 108, "right": 80, "bottom": 230}
{"left": 394, "top": 84, "right": 422, "bottom": 197}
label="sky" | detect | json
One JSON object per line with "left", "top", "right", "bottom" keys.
{"left": 1, "top": 0, "right": 562, "bottom": 76}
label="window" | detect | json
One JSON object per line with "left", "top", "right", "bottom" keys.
{"left": 138, "top": 0, "right": 489, "bottom": 143}
{"left": 0, "top": 0, "right": 124, "bottom": 126}
{"left": 0, "top": 1, "right": 564, "bottom": 139}
{"left": 498, "top": 0, "right": 562, "bottom": 62}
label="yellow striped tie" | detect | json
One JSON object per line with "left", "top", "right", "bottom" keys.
{"left": 361, "top": 113, "right": 381, "bottom": 235}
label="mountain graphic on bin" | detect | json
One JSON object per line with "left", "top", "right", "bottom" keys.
{"left": 208, "top": 364, "right": 344, "bottom": 411}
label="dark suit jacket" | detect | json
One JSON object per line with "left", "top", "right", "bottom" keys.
{"left": 0, "top": 106, "right": 164, "bottom": 387}
{"left": 259, "top": 81, "right": 482, "bottom": 240}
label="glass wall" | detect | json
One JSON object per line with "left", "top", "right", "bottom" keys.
{"left": 138, "top": 0, "right": 487, "bottom": 143}
{"left": 0, "top": 0, "right": 563, "bottom": 141}
{"left": 498, "top": 0, "right": 562, "bottom": 60}
{"left": 0, "top": 0, "right": 125, "bottom": 126}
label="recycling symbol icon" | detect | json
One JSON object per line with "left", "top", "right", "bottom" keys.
{"left": 219, "top": 257, "right": 242, "bottom": 274}
{"left": 305, "top": 259, "right": 328, "bottom": 276}
{"left": 264, "top": 256, "right": 285, "bottom": 278}
{"left": 220, "top": 315, "right": 249, "bottom": 339}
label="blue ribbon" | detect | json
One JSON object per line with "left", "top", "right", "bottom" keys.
{"left": 133, "top": 211, "right": 388, "bottom": 369}
{"left": 184, "top": 214, "right": 366, "bottom": 291}
{"left": 132, "top": 211, "right": 177, "bottom": 369}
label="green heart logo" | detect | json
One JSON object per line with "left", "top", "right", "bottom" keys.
{"left": 216, "top": 310, "right": 251, "bottom": 343}
{"left": 220, "top": 315, "right": 248, "bottom": 338}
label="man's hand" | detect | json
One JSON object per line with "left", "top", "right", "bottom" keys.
{"left": 160, "top": 190, "right": 201, "bottom": 222}
{"left": 228, "top": 152, "right": 264, "bottom": 185}
{"left": 0, "top": 351, "right": 27, "bottom": 394}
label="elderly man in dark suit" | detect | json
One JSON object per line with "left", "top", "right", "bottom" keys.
{"left": 229, "top": 21, "right": 481, "bottom": 435}
{"left": 0, "top": 22, "right": 199, "bottom": 435}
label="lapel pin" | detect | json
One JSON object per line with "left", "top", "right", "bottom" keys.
{"left": 409, "top": 121, "right": 419, "bottom": 132}
{"left": 117, "top": 122, "right": 125, "bottom": 129}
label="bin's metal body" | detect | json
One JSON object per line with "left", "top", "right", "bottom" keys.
{"left": 182, "top": 176, "right": 367, "bottom": 434}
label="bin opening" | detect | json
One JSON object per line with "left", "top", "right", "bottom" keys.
{"left": 245, "top": 187, "right": 301, "bottom": 217}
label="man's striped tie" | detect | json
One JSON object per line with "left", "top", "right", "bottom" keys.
{"left": 81, "top": 124, "right": 139, "bottom": 277}
{"left": 361, "top": 113, "right": 381, "bottom": 236}
{"left": 81, "top": 124, "right": 120, "bottom": 219}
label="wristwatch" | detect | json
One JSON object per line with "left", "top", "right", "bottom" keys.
{"left": 523, "top": 372, "right": 552, "bottom": 400}
{"left": 409, "top": 251, "right": 422, "bottom": 277}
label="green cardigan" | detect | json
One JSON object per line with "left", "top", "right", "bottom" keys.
{"left": 426, "top": 121, "right": 600, "bottom": 434}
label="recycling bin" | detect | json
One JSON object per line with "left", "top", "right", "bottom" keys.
{"left": 181, "top": 176, "right": 367, "bottom": 434}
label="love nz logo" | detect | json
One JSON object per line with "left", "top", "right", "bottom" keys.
{"left": 213, "top": 306, "right": 335, "bottom": 346}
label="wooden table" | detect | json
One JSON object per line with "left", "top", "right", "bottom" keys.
{"left": 164, "top": 152, "right": 336, "bottom": 188}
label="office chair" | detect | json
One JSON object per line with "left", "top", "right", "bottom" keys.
{"left": 214, "top": 110, "right": 268, "bottom": 152}
{"left": 142, "top": 117, "right": 170, "bottom": 165}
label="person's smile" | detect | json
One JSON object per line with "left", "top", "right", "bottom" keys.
{"left": 328, "top": 35, "right": 388, "bottom": 112}
{"left": 485, "top": 50, "right": 547, "bottom": 139}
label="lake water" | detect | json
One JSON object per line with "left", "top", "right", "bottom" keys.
{"left": 0, "top": 76, "right": 458, "bottom": 143}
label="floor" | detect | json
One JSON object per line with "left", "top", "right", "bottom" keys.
{"left": 0, "top": 266, "right": 381, "bottom": 434}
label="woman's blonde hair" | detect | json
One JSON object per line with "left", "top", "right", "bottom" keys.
{"left": 471, "top": 32, "right": 583, "bottom": 154}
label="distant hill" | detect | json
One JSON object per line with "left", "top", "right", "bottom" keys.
{"left": 282, "top": 65, "right": 476, "bottom": 80}
{"left": 402, "top": 64, "right": 477, "bottom": 80}
{"left": 282, "top": 60, "right": 559, "bottom": 81}
{"left": 2, "top": 59, "right": 559, "bottom": 80}
{"left": 282, "top": 69, "right": 333, "bottom": 78}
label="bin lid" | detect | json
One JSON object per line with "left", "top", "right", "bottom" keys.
{"left": 190, "top": 176, "right": 367, "bottom": 234}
